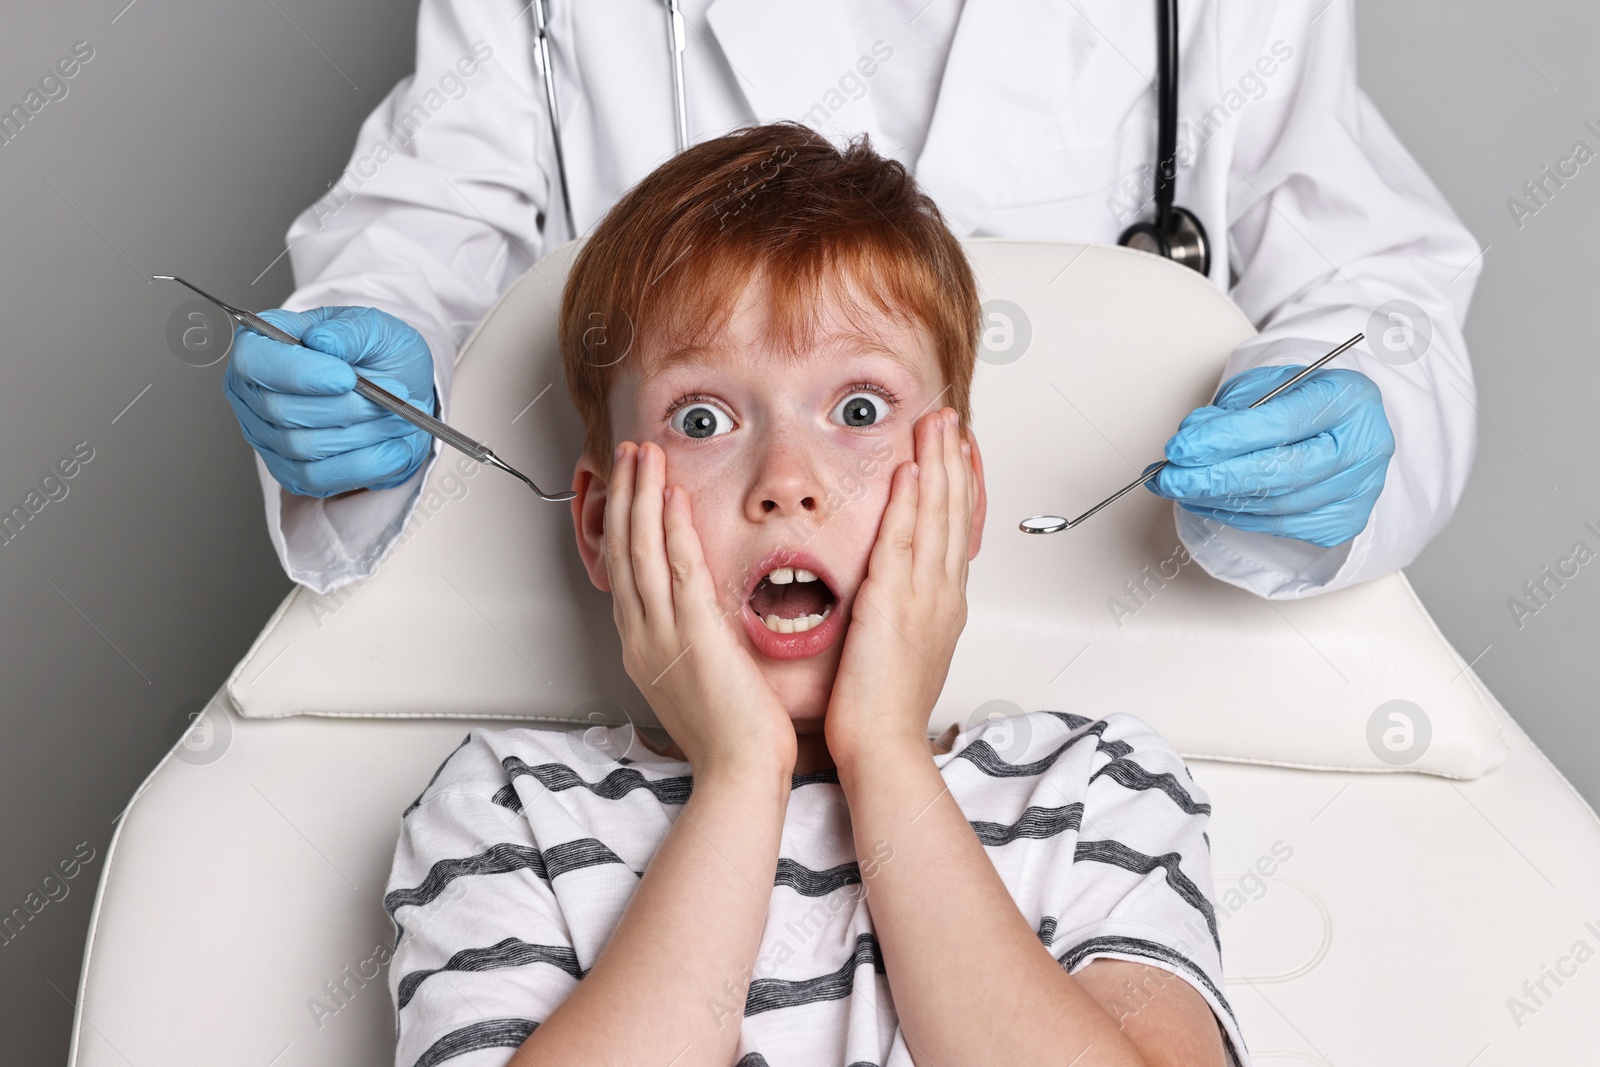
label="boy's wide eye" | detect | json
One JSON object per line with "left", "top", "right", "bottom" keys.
{"left": 671, "top": 403, "right": 733, "bottom": 439}
{"left": 832, "top": 391, "right": 886, "bottom": 428}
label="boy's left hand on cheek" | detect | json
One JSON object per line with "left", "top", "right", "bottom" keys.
{"left": 825, "top": 408, "right": 975, "bottom": 764}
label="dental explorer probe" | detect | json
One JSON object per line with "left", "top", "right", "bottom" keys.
{"left": 154, "top": 275, "right": 576, "bottom": 503}
{"left": 1019, "top": 332, "right": 1364, "bottom": 535}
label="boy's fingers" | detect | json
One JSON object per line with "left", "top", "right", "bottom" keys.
{"left": 629, "top": 442, "right": 674, "bottom": 630}
{"left": 604, "top": 443, "right": 643, "bottom": 626}
{"left": 967, "top": 442, "right": 978, "bottom": 558}
{"left": 868, "top": 458, "right": 919, "bottom": 593}
{"left": 913, "top": 410, "right": 951, "bottom": 586}
{"left": 662, "top": 485, "right": 721, "bottom": 632}
{"left": 948, "top": 423, "right": 972, "bottom": 577}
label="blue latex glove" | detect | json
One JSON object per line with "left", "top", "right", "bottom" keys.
{"left": 1143, "top": 364, "right": 1395, "bottom": 547}
{"left": 223, "top": 306, "right": 437, "bottom": 497}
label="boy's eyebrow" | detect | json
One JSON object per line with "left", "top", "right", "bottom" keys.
{"left": 640, "top": 329, "right": 928, "bottom": 389}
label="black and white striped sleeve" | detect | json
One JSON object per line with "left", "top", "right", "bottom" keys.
{"left": 1042, "top": 713, "right": 1250, "bottom": 1066}
{"left": 383, "top": 730, "right": 578, "bottom": 1067}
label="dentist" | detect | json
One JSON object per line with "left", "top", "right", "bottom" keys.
{"left": 224, "top": 0, "right": 1480, "bottom": 600}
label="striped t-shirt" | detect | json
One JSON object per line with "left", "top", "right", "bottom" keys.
{"left": 384, "top": 711, "right": 1249, "bottom": 1066}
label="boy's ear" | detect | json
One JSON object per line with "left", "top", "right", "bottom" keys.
{"left": 965, "top": 428, "right": 988, "bottom": 561}
{"left": 571, "top": 453, "right": 612, "bottom": 593}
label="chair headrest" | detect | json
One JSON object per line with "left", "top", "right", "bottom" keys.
{"left": 226, "top": 240, "right": 1506, "bottom": 779}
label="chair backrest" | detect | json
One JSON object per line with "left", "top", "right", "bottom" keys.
{"left": 225, "top": 239, "right": 1506, "bottom": 779}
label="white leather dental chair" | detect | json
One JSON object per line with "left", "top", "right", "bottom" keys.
{"left": 69, "top": 241, "right": 1600, "bottom": 1067}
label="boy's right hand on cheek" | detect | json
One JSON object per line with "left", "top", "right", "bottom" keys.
{"left": 606, "top": 442, "right": 798, "bottom": 778}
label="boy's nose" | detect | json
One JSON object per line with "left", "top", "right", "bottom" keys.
{"left": 754, "top": 469, "right": 818, "bottom": 516}
{"left": 746, "top": 438, "right": 822, "bottom": 520}
{"left": 760, "top": 494, "right": 816, "bottom": 514}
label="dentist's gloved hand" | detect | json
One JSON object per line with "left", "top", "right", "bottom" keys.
{"left": 1143, "top": 364, "right": 1395, "bottom": 547}
{"left": 223, "top": 306, "right": 437, "bottom": 498}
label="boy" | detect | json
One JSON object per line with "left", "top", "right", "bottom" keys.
{"left": 384, "top": 122, "right": 1248, "bottom": 1067}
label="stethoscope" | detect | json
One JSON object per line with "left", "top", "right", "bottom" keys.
{"left": 1115, "top": 0, "right": 1211, "bottom": 276}
{"left": 531, "top": 0, "right": 688, "bottom": 239}
{"left": 532, "top": 0, "right": 1209, "bottom": 280}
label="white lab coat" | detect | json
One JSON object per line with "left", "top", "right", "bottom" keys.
{"left": 269, "top": 0, "right": 1481, "bottom": 599}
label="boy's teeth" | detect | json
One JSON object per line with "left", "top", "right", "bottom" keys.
{"left": 768, "top": 567, "right": 794, "bottom": 585}
{"left": 794, "top": 568, "right": 817, "bottom": 583}
{"left": 760, "top": 611, "right": 827, "bottom": 634}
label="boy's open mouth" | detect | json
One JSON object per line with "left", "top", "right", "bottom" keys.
{"left": 749, "top": 566, "right": 838, "bottom": 633}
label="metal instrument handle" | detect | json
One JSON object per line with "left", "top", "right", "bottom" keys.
{"left": 351, "top": 376, "right": 492, "bottom": 464}
{"left": 155, "top": 275, "right": 575, "bottom": 500}
{"left": 228, "top": 303, "right": 494, "bottom": 465}
{"left": 1018, "top": 332, "right": 1366, "bottom": 535}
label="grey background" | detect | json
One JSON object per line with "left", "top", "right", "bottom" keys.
{"left": 0, "top": 0, "right": 1592, "bottom": 1062}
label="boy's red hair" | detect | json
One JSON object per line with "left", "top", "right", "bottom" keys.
{"left": 560, "top": 121, "right": 981, "bottom": 475}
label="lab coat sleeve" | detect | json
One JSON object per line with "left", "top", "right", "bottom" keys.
{"left": 1178, "top": 0, "right": 1483, "bottom": 599}
{"left": 261, "top": 0, "right": 555, "bottom": 594}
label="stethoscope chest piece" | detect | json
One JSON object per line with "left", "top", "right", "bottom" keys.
{"left": 1118, "top": 206, "right": 1210, "bottom": 276}
{"left": 1115, "top": 0, "right": 1210, "bottom": 277}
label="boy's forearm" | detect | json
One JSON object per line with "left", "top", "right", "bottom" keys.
{"left": 835, "top": 740, "right": 1150, "bottom": 1067}
{"left": 511, "top": 760, "right": 791, "bottom": 1066}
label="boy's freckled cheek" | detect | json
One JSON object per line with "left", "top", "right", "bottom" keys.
{"left": 661, "top": 453, "right": 750, "bottom": 601}
{"left": 664, "top": 450, "right": 745, "bottom": 509}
